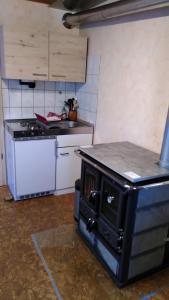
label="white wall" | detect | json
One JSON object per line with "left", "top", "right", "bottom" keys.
{"left": 0, "top": 0, "right": 78, "bottom": 34}
{"left": 81, "top": 15, "right": 169, "bottom": 153}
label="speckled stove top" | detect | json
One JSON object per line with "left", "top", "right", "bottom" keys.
{"left": 79, "top": 141, "right": 169, "bottom": 183}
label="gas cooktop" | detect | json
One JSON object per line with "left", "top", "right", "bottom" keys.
{"left": 5, "top": 119, "right": 46, "bottom": 138}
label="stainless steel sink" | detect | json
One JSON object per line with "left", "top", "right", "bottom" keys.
{"left": 45, "top": 120, "right": 84, "bottom": 129}
{"left": 58, "top": 121, "right": 81, "bottom": 128}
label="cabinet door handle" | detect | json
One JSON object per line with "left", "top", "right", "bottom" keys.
{"left": 32, "top": 73, "right": 47, "bottom": 77}
{"left": 60, "top": 152, "right": 70, "bottom": 156}
{"left": 52, "top": 75, "right": 66, "bottom": 78}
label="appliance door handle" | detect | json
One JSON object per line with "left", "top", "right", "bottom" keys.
{"left": 106, "top": 195, "right": 115, "bottom": 204}
{"left": 60, "top": 152, "right": 70, "bottom": 156}
{"left": 55, "top": 140, "right": 58, "bottom": 157}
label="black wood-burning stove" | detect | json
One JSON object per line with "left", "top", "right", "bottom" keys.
{"left": 77, "top": 141, "right": 169, "bottom": 287}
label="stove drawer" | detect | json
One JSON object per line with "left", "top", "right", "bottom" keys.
{"left": 97, "top": 218, "right": 121, "bottom": 252}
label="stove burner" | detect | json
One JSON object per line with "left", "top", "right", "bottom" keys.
{"left": 20, "top": 120, "right": 41, "bottom": 131}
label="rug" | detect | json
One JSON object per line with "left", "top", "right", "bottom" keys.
{"left": 32, "top": 224, "right": 169, "bottom": 300}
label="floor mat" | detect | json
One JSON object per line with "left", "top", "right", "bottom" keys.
{"left": 32, "top": 223, "right": 169, "bottom": 300}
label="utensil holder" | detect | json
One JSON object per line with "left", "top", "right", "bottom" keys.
{"left": 68, "top": 110, "right": 77, "bottom": 121}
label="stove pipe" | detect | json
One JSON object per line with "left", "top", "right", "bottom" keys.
{"left": 159, "top": 108, "right": 169, "bottom": 168}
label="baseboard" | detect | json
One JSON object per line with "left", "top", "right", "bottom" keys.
{"left": 54, "top": 187, "right": 75, "bottom": 195}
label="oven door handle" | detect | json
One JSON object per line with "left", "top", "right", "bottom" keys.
{"left": 106, "top": 195, "right": 115, "bottom": 204}
{"left": 89, "top": 190, "right": 100, "bottom": 204}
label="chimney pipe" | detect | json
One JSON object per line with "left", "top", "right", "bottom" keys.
{"left": 62, "top": 0, "right": 169, "bottom": 28}
{"left": 159, "top": 108, "right": 169, "bottom": 168}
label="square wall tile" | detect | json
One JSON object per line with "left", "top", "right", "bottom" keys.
{"left": 8, "top": 80, "right": 21, "bottom": 90}
{"left": 34, "top": 90, "right": 45, "bottom": 107}
{"left": 34, "top": 81, "right": 45, "bottom": 90}
{"left": 2, "top": 89, "right": 9, "bottom": 107}
{"left": 9, "top": 89, "right": 22, "bottom": 107}
{"left": 3, "top": 108, "right": 10, "bottom": 119}
{"left": 1, "top": 79, "right": 8, "bottom": 89}
{"left": 33, "top": 107, "right": 45, "bottom": 116}
{"left": 55, "top": 82, "right": 65, "bottom": 91}
{"left": 66, "top": 82, "right": 76, "bottom": 92}
{"left": 84, "top": 93, "right": 98, "bottom": 113}
{"left": 45, "top": 91, "right": 55, "bottom": 107}
{"left": 22, "top": 89, "right": 34, "bottom": 107}
{"left": 87, "top": 55, "right": 101, "bottom": 75}
{"left": 75, "top": 82, "right": 84, "bottom": 93}
{"left": 45, "top": 81, "right": 55, "bottom": 91}
{"left": 65, "top": 91, "right": 76, "bottom": 100}
{"left": 86, "top": 111, "right": 96, "bottom": 124}
{"left": 55, "top": 91, "right": 65, "bottom": 107}
{"left": 22, "top": 107, "right": 34, "bottom": 118}
{"left": 10, "top": 108, "right": 22, "bottom": 119}
{"left": 55, "top": 106, "right": 62, "bottom": 114}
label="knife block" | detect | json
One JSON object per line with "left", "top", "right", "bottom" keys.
{"left": 68, "top": 110, "right": 77, "bottom": 121}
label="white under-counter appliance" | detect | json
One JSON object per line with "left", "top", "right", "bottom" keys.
{"left": 55, "top": 134, "right": 93, "bottom": 195}
{"left": 4, "top": 119, "right": 93, "bottom": 201}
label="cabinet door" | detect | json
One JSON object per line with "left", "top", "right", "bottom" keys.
{"left": 56, "top": 146, "right": 81, "bottom": 190}
{"left": 0, "top": 27, "right": 48, "bottom": 80}
{"left": 49, "top": 31, "right": 87, "bottom": 82}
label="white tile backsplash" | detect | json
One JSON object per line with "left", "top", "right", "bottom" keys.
{"left": 66, "top": 82, "right": 76, "bottom": 92}
{"left": 55, "top": 91, "right": 66, "bottom": 106}
{"left": 87, "top": 55, "right": 101, "bottom": 75}
{"left": 22, "top": 107, "right": 34, "bottom": 118}
{"left": 45, "top": 81, "right": 55, "bottom": 91}
{"left": 34, "top": 81, "right": 45, "bottom": 90}
{"left": 10, "top": 107, "right": 22, "bottom": 119}
{"left": 2, "top": 89, "right": 9, "bottom": 107}
{"left": 9, "top": 89, "right": 22, "bottom": 107}
{"left": 3, "top": 108, "right": 10, "bottom": 119}
{"left": 55, "top": 106, "right": 63, "bottom": 114}
{"left": 34, "top": 90, "right": 45, "bottom": 107}
{"left": 55, "top": 82, "right": 65, "bottom": 91}
{"left": 45, "top": 91, "right": 55, "bottom": 107}
{"left": 65, "top": 91, "right": 76, "bottom": 100}
{"left": 33, "top": 107, "right": 45, "bottom": 116}
{"left": 1, "top": 79, "right": 8, "bottom": 89}
{"left": 22, "top": 89, "right": 34, "bottom": 107}
{"left": 9, "top": 80, "right": 21, "bottom": 90}
{"left": 75, "top": 55, "right": 100, "bottom": 124}
{"left": 1, "top": 55, "right": 100, "bottom": 123}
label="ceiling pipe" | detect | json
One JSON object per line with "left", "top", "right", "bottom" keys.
{"left": 62, "top": 0, "right": 169, "bottom": 28}
{"left": 50, "top": 0, "right": 117, "bottom": 11}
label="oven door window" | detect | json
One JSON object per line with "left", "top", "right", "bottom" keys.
{"left": 100, "top": 176, "right": 121, "bottom": 227}
{"left": 81, "top": 162, "right": 100, "bottom": 210}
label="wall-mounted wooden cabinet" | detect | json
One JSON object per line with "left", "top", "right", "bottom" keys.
{"left": 0, "top": 27, "right": 87, "bottom": 82}
{"left": 0, "top": 28, "right": 48, "bottom": 81}
{"left": 49, "top": 32, "right": 87, "bottom": 82}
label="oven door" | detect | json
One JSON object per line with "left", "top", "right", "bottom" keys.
{"left": 98, "top": 175, "right": 128, "bottom": 252}
{"left": 81, "top": 161, "right": 100, "bottom": 212}
{"left": 99, "top": 175, "right": 127, "bottom": 229}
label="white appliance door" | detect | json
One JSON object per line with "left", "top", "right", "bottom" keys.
{"left": 56, "top": 146, "right": 81, "bottom": 190}
{"left": 15, "top": 139, "right": 56, "bottom": 196}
